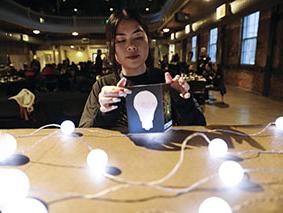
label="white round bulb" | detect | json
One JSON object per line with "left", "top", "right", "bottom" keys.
{"left": 218, "top": 161, "right": 244, "bottom": 187}
{"left": 60, "top": 120, "right": 75, "bottom": 135}
{"left": 87, "top": 149, "right": 108, "bottom": 174}
{"left": 0, "top": 133, "right": 17, "bottom": 161}
{"left": 275, "top": 116, "right": 283, "bottom": 130}
{"left": 208, "top": 138, "right": 228, "bottom": 157}
{"left": 2, "top": 197, "right": 48, "bottom": 213}
{"left": 199, "top": 197, "right": 232, "bottom": 213}
{"left": 0, "top": 169, "right": 30, "bottom": 206}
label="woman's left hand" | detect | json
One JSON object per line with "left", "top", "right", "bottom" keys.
{"left": 165, "top": 72, "right": 190, "bottom": 99}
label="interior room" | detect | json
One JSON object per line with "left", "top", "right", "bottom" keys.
{"left": 0, "top": 0, "right": 283, "bottom": 212}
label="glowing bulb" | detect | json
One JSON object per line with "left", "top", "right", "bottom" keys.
{"left": 60, "top": 120, "right": 75, "bottom": 135}
{"left": 87, "top": 149, "right": 108, "bottom": 174}
{"left": 0, "top": 169, "right": 30, "bottom": 206}
{"left": 2, "top": 197, "right": 48, "bottom": 213}
{"left": 133, "top": 90, "right": 158, "bottom": 130}
{"left": 275, "top": 116, "right": 283, "bottom": 130}
{"left": 0, "top": 133, "right": 17, "bottom": 161}
{"left": 199, "top": 197, "right": 232, "bottom": 213}
{"left": 218, "top": 161, "right": 244, "bottom": 187}
{"left": 208, "top": 138, "right": 228, "bottom": 157}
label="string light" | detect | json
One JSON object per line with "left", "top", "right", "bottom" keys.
{"left": 60, "top": 120, "right": 75, "bottom": 135}
{"left": 208, "top": 138, "right": 228, "bottom": 157}
{"left": 0, "top": 169, "right": 30, "bottom": 206}
{"left": 3, "top": 116, "right": 282, "bottom": 210}
{"left": 218, "top": 161, "right": 244, "bottom": 187}
{"left": 2, "top": 197, "right": 48, "bottom": 213}
{"left": 87, "top": 149, "right": 108, "bottom": 174}
{"left": 0, "top": 133, "right": 17, "bottom": 161}
{"left": 275, "top": 116, "right": 283, "bottom": 130}
{"left": 199, "top": 197, "right": 232, "bottom": 213}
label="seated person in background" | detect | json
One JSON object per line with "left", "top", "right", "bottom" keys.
{"left": 197, "top": 47, "right": 210, "bottom": 76}
{"left": 79, "top": 9, "right": 206, "bottom": 131}
{"left": 212, "top": 63, "right": 226, "bottom": 97}
{"left": 203, "top": 62, "right": 216, "bottom": 84}
{"left": 159, "top": 54, "right": 168, "bottom": 70}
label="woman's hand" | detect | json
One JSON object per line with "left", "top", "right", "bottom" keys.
{"left": 165, "top": 72, "right": 190, "bottom": 99}
{"left": 98, "top": 77, "right": 131, "bottom": 112}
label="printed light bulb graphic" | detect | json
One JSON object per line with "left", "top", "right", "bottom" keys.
{"left": 133, "top": 90, "right": 158, "bottom": 130}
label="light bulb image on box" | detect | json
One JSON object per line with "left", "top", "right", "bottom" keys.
{"left": 133, "top": 90, "right": 158, "bottom": 130}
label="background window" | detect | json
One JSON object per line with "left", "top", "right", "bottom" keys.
{"left": 241, "top": 11, "right": 260, "bottom": 65}
{"left": 191, "top": 36, "right": 197, "bottom": 62}
{"left": 208, "top": 28, "right": 218, "bottom": 63}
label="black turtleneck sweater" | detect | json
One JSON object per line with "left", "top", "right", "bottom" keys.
{"left": 79, "top": 68, "right": 206, "bottom": 131}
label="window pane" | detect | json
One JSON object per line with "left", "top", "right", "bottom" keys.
{"left": 241, "top": 11, "right": 260, "bottom": 65}
{"left": 241, "top": 38, "right": 257, "bottom": 64}
{"left": 192, "top": 36, "right": 197, "bottom": 62}
{"left": 208, "top": 28, "right": 218, "bottom": 63}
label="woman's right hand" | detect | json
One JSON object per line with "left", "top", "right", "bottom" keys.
{"left": 98, "top": 77, "right": 131, "bottom": 113}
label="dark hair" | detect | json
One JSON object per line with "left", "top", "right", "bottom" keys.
{"left": 105, "top": 9, "right": 151, "bottom": 79}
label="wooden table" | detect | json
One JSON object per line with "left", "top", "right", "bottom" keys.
{"left": 1, "top": 125, "right": 283, "bottom": 213}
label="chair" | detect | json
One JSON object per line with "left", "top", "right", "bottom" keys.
{"left": 189, "top": 80, "right": 206, "bottom": 106}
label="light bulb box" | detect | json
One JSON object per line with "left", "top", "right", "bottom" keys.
{"left": 125, "top": 83, "right": 172, "bottom": 133}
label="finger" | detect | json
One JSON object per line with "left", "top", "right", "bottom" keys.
{"left": 100, "top": 105, "right": 118, "bottom": 113}
{"left": 116, "top": 77, "right": 127, "bottom": 87}
{"left": 99, "top": 96, "right": 121, "bottom": 106}
{"left": 172, "top": 75, "right": 180, "bottom": 82}
{"left": 164, "top": 72, "right": 173, "bottom": 84}
{"left": 180, "top": 92, "right": 191, "bottom": 99}
{"left": 101, "top": 86, "right": 131, "bottom": 97}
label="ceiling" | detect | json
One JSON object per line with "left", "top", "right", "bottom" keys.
{"left": 12, "top": 0, "right": 167, "bottom": 16}
{"left": 1, "top": 0, "right": 280, "bottom": 42}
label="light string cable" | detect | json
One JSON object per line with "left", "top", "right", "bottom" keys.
{"left": 47, "top": 132, "right": 216, "bottom": 205}
{"left": 208, "top": 122, "right": 275, "bottom": 137}
{"left": 104, "top": 132, "right": 212, "bottom": 186}
{"left": 15, "top": 123, "right": 61, "bottom": 138}
{"left": 29, "top": 127, "right": 283, "bottom": 205}
{"left": 20, "top": 130, "right": 60, "bottom": 155}
{"left": 47, "top": 166, "right": 283, "bottom": 204}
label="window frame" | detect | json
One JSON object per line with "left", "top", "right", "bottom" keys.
{"left": 191, "top": 35, "right": 197, "bottom": 62}
{"left": 208, "top": 27, "right": 218, "bottom": 63}
{"left": 240, "top": 11, "right": 260, "bottom": 65}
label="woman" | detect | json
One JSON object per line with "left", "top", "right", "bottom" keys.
{"left": 79, "top": 9, "right": 206, "bottom": 131}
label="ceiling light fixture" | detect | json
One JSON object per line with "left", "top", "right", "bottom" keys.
{"left": 32, "top": 30, "right": 40, "bottom": 35}
{"left": 110, "top": 8, "right": 113, "bottom": 12}
{"left": 162, "top": 28, "right": 170, "bottom": 33}
{"left": 72, "top": 32, "right": 79, "bottom": 36}
{"left": 70, "top": 45, "right": 75, "bottom": 49}
{"left": 74, "top": 8, "right": 78, "bottom": 12}
{"left": 145, "top": 7, "right": 149, "bottom": 12}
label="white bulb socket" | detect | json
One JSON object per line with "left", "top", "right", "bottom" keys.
{"left": 218, "top": 161, "right": 244, "bottom": 187}
{"left": 0, "top": 133, "right": 17, "bottom": 161}
{"left": 87, "top": 149, "right": 108, "bottom": 174}
{"left": 199, "top": 196, "right": 232, "bottom": 213}
{"left": 275, "top": 116, "right": 283, "bottom": 130}
{"left": 0, "top": 169, "right": 30, "bottom": 206}
{"left": 208, "top": 138, "right": 228, "bottom": 157}
{"left": 60, "top": 120, "right": 75, "bottom": 135}
{"left": 2, "top": 197, "right": 48, "bottom": 213}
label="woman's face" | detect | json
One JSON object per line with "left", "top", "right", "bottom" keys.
{"left": 114, "top": 19, "right": 149, "bottom": 75}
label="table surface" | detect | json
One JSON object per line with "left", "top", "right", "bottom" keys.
{"left": 1, "top": 125, "right": 283, "bottom": 213}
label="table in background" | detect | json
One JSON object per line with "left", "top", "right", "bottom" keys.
{"left": 2, "top": 125, "right": 283, "bottom": 213}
